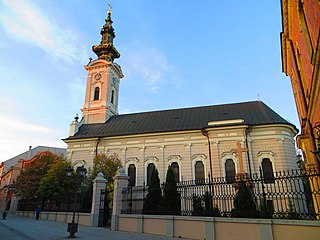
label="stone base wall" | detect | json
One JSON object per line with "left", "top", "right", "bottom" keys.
{"left": 117, "top": 214, "right": 320, "bottom": 240}
{"left": 15, "top": 211, "right": 91, "bottom": 226}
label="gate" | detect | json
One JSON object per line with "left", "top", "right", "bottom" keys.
{"left": 98, "top": 189, "right": 112, "bottom": 227}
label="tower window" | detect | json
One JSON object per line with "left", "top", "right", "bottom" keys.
{"left": 111, "top": 90, "right": 115, "bottom": 104}
{"left": 94, "top": 87, "right": 100, "bottom": 101}
{"left": 225, "top": 159, "right": 236, "bottom": 183}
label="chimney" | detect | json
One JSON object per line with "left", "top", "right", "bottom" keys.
{"left": 27, "top": 146, "right": 32, "bottom": 160}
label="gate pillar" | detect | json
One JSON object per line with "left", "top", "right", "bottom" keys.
{"left": 90, "top": 172, "right": 107, "bottom": 227}
{"left": 111, "top": 168, "right": 129, "bottom": 230}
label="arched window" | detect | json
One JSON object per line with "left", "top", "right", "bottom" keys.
{"left": 195, "top": 161, "right": 205, "bottom": 183}
{"left": 111, "top": 90, "right": 115, "bottom": 104}
{"left": 146, "top": 163, "right": 155, "bottom": 186}
{"left": 128, "top": 164, "right": 136, "bottom": 186}
{"left": 94, "top": 87, "right": 100, "bottom": 100}
{"left": 225, "top": 159, "right": 236, "bottom": 183}
{"left": 262, "top": 158, "right": 274, "bottom": 183}
{"left": 170, "top": 162, "right": 179, "bottom": 183}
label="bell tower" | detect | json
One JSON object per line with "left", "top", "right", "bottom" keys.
{"left": 81, "top": 6, "right": 123, "bottom": 124}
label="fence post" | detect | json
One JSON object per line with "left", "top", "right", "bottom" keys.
{"left": 9, "top": 195, "right": 20, "bottom": 214}
{"left": 111, "top": 168, "right": 129, "bottom": 231}
{"left": 90, "top": 172, "right": 107, "bottom": 227}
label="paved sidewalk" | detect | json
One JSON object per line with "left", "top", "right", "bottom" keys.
{"left": 0, "top": 214, "right": 187, "bottom": 240}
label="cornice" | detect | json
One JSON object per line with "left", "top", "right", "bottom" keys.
{"left": 280, "top": 0, "right": 291, "bottom": 74}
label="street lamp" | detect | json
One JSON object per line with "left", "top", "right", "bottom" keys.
{"left": 66, "top": 166, "right": 87, "bottom": 238}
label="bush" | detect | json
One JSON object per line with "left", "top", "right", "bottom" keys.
{"left": 192, "top": 195, "right": 203, "bottom": 216}
{"left": 204, "top": 191, "right": 221, "bottom": 217}
{"left": 142, "top": 168, "right": 162, "bottom": 214}
{"left": 192, "top": 192, "right": 221, "bottom": 217}
{"left": 231, "top": 180, "right": 260, "bottom": 218}
{"left": 161, "top": 167, "right": 181, "bottom": 215}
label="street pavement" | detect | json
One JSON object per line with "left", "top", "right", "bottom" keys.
{"left": 0, "top": 214, "right": 187, "bottom": 240}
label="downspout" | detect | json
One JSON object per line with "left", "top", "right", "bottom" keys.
{"left": 95, "top": 137, "right": 101, "bottom": 159}
{"left": 201, "top": 129, "right": 213, "bottom": 179}
{"left": 245, "top": 126, "right": 253, "bottom": 178}
{"left": 94, "top": 137, "right": 101, "bottom": 174}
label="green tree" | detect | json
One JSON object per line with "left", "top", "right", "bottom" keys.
{"left": 143, "top": 168, "right": 162, "bottom": 214}
{"left": 93, "top": 153, "right": 122, "bottom": 183}
{"left": 92, "top": 153, "right": 122, "bottom": 208}
{"left": 162, "top": 167, "right": 181, "bottom": 215}
{"left": 231, "top": 180, "right": 260, "bottom": 218}
{"left": 15, "top": 152, "right": 63, "bottom": 200}
{"left": 38, "top": 159, "right": 75, "bottom": 202}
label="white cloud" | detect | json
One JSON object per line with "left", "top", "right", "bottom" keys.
{"left": 0, "top": 0, "right": 88, "bottom": 64}
{"left": 122, "top": 43, "right": 174, "bottom": 92}
{"left": 0, "top": 96, "right": 66, "bottom": 162}
{"left": 0, "top": 118, "right": 66, "bottom": 162}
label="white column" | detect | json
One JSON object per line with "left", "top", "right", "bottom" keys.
{"left": 90, "top": 172, "right": 107, "bottom": 227}
{"left": 111, "top": 168, "right": 129, "bottom": 230}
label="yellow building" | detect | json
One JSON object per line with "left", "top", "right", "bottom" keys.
{"left": 281, "top": 0, "right": 320, "bottom": 169}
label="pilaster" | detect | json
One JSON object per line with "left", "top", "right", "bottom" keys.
{"left": 90, "top": 172, "right": 107, "bottom": 226}
{"left": 111, "top": 168, "right": 129, "bottom": 230}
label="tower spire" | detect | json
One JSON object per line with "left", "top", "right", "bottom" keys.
{"left": 92, "top": 4, "right": 120, "bottom": 62}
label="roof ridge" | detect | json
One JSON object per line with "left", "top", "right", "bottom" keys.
{"left": 114, "top": 100, "right": 262, "bottom": 118}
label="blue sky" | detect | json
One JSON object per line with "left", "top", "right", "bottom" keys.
{"left": 0, "top": 0, "right": 299, "bottom": 162}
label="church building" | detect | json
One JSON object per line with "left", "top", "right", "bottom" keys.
{"left": 64, "top": 8, "right": 298, "bottom": 186}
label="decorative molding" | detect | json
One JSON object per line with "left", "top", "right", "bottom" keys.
{"left": 140, "top": 146, "right": 146, "bottom": 151}
{"left": 74, "top": 160, "right": 86, "bottom": 168}
{"left": 257, "top": 150, "right": 275, "bottom": 157}
{"left": 167, "top": 155, "right": 182, "bottom": 162}
{"left": 185, "top": 143, "right": 192, "bottom": 148}
{"left": 145, "top": 156, "right": 159, "bottom": 162}
{"left": 221, "top": 151, "right": 236, "bottom": 158}
{"left": 191, "top": 154, "right": 207, "bottom": 160}
{"left": 125, "top": 157, "right": 139, "bottom": 163}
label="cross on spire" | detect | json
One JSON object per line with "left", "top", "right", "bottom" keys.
{"left": 108, "top": 3, "right": 112, "bottom": 14}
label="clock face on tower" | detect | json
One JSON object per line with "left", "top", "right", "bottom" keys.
{"left": 94, "top": 73, "right": 101, "bottom": 80}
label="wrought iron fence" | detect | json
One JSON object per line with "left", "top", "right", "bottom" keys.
{"left": 17, "top": 192, "right": 92, "bottom": 213}
{"left": 121, "top": 168, "right": 320, "bottom": 220}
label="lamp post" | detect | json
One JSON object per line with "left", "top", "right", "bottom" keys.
{"left": 66, "top": 166, "right": 86, "bottom": 238}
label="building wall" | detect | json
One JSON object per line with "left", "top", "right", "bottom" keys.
{"left": 66, "top": 124, "right": 297, "bottom": 184}
{"left": 281, "top": 0, "right": 320, "bottom": 169}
